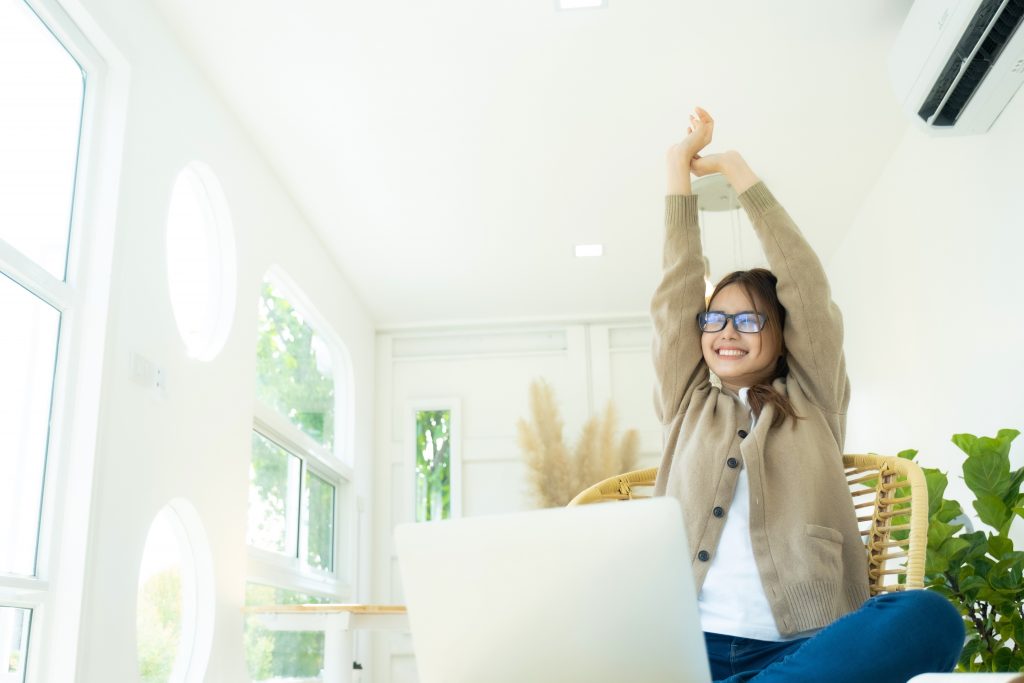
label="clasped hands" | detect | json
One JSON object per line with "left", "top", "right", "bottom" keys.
{"left": 666, "top": 106, "right": 736, "bottom": 178}
{"left": 665, "top": 107, "right": 759, "bottom": 196}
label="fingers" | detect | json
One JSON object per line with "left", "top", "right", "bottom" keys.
{"left": 686, "top": 107, "right": 713, "bottom": 135}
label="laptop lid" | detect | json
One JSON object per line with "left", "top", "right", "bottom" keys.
{"left": 394, "top": 497, "right": 712, "bottom": 683}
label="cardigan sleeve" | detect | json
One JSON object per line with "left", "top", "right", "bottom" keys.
{"left": 651, "top": 194, "right": 709, "bottom": 424}
{"left": 737, "top": 182, "right": 850, "bottom": 414}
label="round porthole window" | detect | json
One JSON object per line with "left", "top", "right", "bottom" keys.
{"left": 136, "top": 501, "right": 214, "bottom": 683}
{"left": 166, "top": 162, "right": 236, "bottom": 361}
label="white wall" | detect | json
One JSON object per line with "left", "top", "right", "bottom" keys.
{"left": 830, "top": 93, "right": 1024, "bottom": 539}
{"left": 372, "top": 319, "right": 662, "bottom": 682}
{"left": 47, "top": 0, "right": 377, "bottom": 681}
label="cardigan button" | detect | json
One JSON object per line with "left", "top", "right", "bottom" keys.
{"left": 713, "top": 506, "right": 724, "bottom": 518}
{"left": 738, "top": 429, "right": 748, "bottom": 438}
{"left": 697, "top": 550, "right": 710, "bottom": 562}
{"left": 727, "top": 457, "right": 739, "bottom": 469}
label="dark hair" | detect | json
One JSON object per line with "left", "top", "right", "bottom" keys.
{"left": 706, "top": 268, "right": 800, "bottom": 427}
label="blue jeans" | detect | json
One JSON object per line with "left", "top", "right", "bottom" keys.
{"left": 703, "top": 590, "right": 964, "bottom": 683}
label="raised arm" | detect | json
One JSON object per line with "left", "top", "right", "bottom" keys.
{"left": 651, "top": 109, "right": 715, "bottom": 423}
{"left": 710, "top": 151, "right": 849, "bottom": 413}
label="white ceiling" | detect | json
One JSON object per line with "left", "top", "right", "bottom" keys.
{"left": 150, "top": 0, "right": 915, "bottom": 328}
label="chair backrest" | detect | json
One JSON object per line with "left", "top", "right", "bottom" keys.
{"left": 568, "top": 454, "right": 928, "bottom": 595}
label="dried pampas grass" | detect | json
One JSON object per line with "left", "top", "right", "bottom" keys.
{"left": 517, "top": 379, "right": 640, "bottom": 508}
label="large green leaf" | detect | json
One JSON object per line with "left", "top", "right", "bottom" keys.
{"left": 973, "top": 494, "right": 1012, "bottom": 533}
{"left": 927, "top": 537, "right": 970, "bottom": 574}
{"left": 963, "top": 450, "right": 1010, "bottom": 500}
{"left": 936, "top": 498, "right": 963, "bottom": 524}
{"left": 959, "top": 637, "right": 983, "bottom": 672}
{"left": 926, "top": 547, "right": 949, "bottom": 574}
{"left": 958, "top": 574, "right": 988, "bottom": 599}
{"left": 994, "top": 428, "right": 1020, "bottom": 451}
{"left": 987, "top": 536, "right": 1014, "bottom": 560}
{"left": 928, "top": 518, "right": 962, "bottom": 548}
{"left": 952, "top": 433, "right": 978, "bottom": 456}
{"left": 1003, "top": 467, "right": 1024, "bottom": 506}
{"left": 923, "top": 467, "right": 950, "bottom": 518}
{"left": 991, "top": 647, "right": 1015, "bottom": 673}
{"left": 988, "top": 554, "right": 1024, "bottom": 593}
{"left": 949, "top": 531, "right": 990, "bottom": 570}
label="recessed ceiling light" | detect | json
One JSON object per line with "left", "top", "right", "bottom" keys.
{"left": 575, "top": 244, "right": 604, "bottom": 257}
{"left": 557, "top": 0, "right": 607, "bottom": 10}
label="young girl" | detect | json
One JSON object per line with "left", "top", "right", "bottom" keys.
{"left": 652, "top": 107, "right": 964, "bottom": 682}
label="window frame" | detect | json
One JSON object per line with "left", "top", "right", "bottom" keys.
{"left": 248, "top": 271, "right": 355, "bottom": 600}
{"left": 407, "top": 399, "right": 463, "bottom": 523}
{"left": 0, "top": 1, "right": 129, "bottom": 682}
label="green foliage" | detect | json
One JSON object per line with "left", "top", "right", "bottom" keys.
{"left": 416, "top": 410, "right": 451, "bottom": 522}
{"left": 250, "top": 279, "right": 338, "bottom": 567}
{"left": 245, "top": 583, "right": 329, "bottom": 681}
{"left": 136, "top": 569, "right": 182, "bottom": 683}
{"left": 305, "top": 471, "right": 335, "bottom": 570}
{"left": 908, "top": 429, "right": 1024, "bottom": 672}
{"left": 256, "top": 281, "right": 335, "bottom": 449}
{"left": 249, "top": 432, "right": 296, "bottom": 553}
{"left": 245, "top": 281, "right": 341, "bottom": 677}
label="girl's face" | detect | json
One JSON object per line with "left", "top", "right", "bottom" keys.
{"left": 700, "top": 284, "right": 782, "bottom": 391}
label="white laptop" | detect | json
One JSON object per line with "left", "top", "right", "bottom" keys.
{"left": 394, "top": 496, "right": 712, "bottom": 683}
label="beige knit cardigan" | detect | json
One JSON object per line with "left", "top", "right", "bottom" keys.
{"left": 651, "top": 181, "right": 870, "bottom": 636}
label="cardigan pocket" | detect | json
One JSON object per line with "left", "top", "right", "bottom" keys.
{"left": 804, "top": 524, "right": 844, "bottom": 580}
{"left": 805, "top": 524, "right": 844, "bottom": 545}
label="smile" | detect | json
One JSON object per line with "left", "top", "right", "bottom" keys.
{"left": 716, "top": 349, "right": 748, "bottom": 358}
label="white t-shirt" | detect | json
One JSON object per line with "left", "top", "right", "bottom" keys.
{"left": 697, "top": 388, "right": 817, "bottom": 641}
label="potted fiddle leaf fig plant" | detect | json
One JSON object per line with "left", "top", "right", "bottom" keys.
{"left": 901, "top": 429, "right": 1024, "bottom": 672}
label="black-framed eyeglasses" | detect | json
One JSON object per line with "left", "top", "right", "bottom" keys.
{"left": 697, "top": 311, "right": 767, "bottom": 334}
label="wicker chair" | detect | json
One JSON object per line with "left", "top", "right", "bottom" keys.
{"left": 568, "top": 454, "right": 928, "bottom": 595}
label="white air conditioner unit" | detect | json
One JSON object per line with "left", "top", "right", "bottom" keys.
{"left": 889, "top": 0, "right": 1024, "bottom": 135}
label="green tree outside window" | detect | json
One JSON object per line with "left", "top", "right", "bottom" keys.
{"left": 244, "top": 583, "right": 329, "bottom": 681}
{"left": 247, "top": 278, "right": 346, "bottom": 678}
{"left": 304, "top": 471, "right": 335, "bottom": 571}
{"left": 137, "top": 570, "right": 182, "bottom": 683}
{"left": 256, "top": 280, "right": 335, "bottom": 450}
{"left": 416, "top": 410, "right": 451, "bottom": 522}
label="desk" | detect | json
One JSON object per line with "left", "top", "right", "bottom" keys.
{"left": 246, "top": 604, "right": 409, "bottom": 683}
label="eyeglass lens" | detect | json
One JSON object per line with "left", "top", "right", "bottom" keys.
{"left": 698, "top": 312, "right": 765, "bottom": 333}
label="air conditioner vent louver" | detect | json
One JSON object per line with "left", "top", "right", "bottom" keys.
{"left": 917, "top": 0, "right": 1024, "bottom": 125}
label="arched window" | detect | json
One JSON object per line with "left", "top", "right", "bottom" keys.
{"left": 245, "top": 270, "right": 354, "bottom": 680}
{"left": 254, "top": 276, "right": 338, "bottom": 450}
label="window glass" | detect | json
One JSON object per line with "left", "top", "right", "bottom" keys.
{"left": 0, "top": 606, "right": 31, "bottom": 683}
{"left": 248, "top": 432, "right": 302, "bottom": 556}
{"left": 415, "top": 410, "right": 452, "bottom": 522}
{"left": 137, "top": 507, "right": 196, "bottom": 683}
{"left": 244, "top": 583, "right": 328, "bottom": 682}
{"left": 303, "top": 472, "right": 335, "bottom": 572}
{"left": 0, "top": 274, "right": 60, "bottom": 576}
{"left": 0, "top": 0, "right": 84, "bottom": 279}
{"left": 256, "top": 280, "right": 335, "bottom": 449}
{"left": 166, "top": 163, "right": 236, "bottom": 361}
